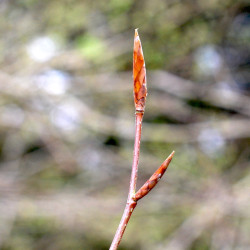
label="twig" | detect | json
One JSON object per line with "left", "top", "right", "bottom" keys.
{"left": 110, "top": 30, "right": 175, "bottom": 250}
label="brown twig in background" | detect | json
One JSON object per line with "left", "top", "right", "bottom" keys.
{"left": 110, "top": 29, "right": 175, "bottom": 250}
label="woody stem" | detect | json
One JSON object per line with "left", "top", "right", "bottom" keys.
{"left": 129, "top": 112, "right": 143, "bottom": 197}
{"left": 109, "top": 112, "right": 143, "bottom": 250}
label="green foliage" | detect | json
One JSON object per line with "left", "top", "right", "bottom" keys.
{"left": 76, "top": 34, "right": 106, "bottom": 62}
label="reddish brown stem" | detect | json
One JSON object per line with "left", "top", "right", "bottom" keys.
{"left": 110, "top": 29, "right": 174, "bottom": 250}
{"left": 109, "top": 201, "right": 137, "bottom": 250}
{"left": 110, "top": 151, "right": 174, "bottom": 250}
{"left": 129, "top": 112, "right": 143, "bottom": 197}
{"left": 110, "top": 112, "right": 143, "bottom": 250}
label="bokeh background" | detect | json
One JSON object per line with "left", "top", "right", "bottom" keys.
{"left": 0, "top": 0, "right": 250, "bottom": 249}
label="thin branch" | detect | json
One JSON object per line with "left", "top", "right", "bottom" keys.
{"left": 110, "top": 28, "right": 147, "bottom": 250}
{"left": 129, "top": 112, "right": 143, "bottom": 197}
{"left": 129, "top": 27, "right": 147, "bottom": 198}
{"left": 110, "top": 30, "right": 174, "bottom": 250}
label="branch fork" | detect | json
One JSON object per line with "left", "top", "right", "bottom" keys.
{"left": 110, "top": 29, "right": 175, "bottom": 250}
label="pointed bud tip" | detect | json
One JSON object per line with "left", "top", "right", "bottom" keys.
{"left": 134, "top": 28, "right": 139, "bottom": 39}
{"left": 170, "top": 151, "right": 175, "bottom": 157}
{"left": 164, "top": 151, "right": 175, "bottom": 164}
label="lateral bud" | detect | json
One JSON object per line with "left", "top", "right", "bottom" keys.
{"left": 133, "top": 151, "right": 175, "bottom": 201}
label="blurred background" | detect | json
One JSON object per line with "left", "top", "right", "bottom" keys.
{"left": 0, "top": 0, "right": 250, "bottom": 249}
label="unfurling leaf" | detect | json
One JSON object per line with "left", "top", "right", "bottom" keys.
{"left": 133, "top": 29, "right": 147, "bottom": 113}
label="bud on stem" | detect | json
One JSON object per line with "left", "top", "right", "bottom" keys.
{"left": 133, "top": 29, "right": 147, "bottom": 113}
